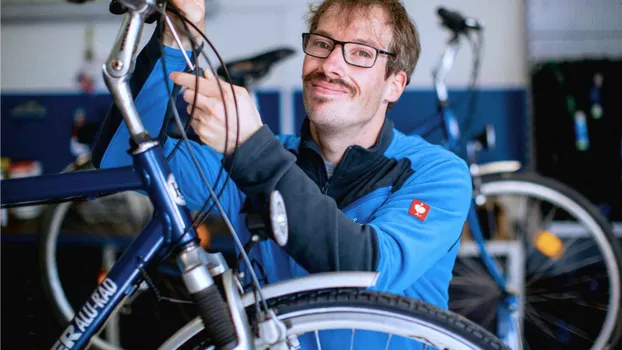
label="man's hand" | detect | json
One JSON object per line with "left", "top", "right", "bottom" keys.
{"left": 170, "top": 71, "right": 264, "bottom": 154}
{"left": 162, "top": 0, "right": 205, "bottom": 51}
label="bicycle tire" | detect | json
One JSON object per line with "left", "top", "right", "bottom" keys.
{"left": 455, "top": 172, "right": 622, "bottom": 349}
{"left": 161, "top": 288, "right": 509, "bottom": 350}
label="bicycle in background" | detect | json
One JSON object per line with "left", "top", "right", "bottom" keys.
{"left": 409, "top": 7, "right": 622, "bottom": 350}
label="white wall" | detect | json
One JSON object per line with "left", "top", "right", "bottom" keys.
{"left": 526, "top": 0, "right": 622, "bottom": 60}
{"left": 0, "top": 0, "right": 527, "bottom": 93}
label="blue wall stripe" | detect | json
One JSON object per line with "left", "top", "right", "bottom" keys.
{"left": 1, "top": 91, "right": 281, "bottom": 174}
{"left": 1, "top": 89, "right": 525, "bottom": 175}
{"left": 293, "top": 88, "right": 527, "bottom": 165}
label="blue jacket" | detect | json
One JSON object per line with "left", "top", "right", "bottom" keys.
{"left": 93, "top": 33, "right": 473, "bottom": 349}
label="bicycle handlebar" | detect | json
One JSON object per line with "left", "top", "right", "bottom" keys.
{"left": 433, "top": 38, "right": 459, "bottom": 104}
{"left": 433, "top": 7, "right": 483, "bottom": 104}
{"left": 103, "top": 0, "right": 162, "bottom": 143}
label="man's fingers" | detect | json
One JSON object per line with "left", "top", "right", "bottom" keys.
{"left": 189, "top": 116, "right": 206, "bottom": 137}
{"left": 170, "top": 0, "right": 186, "bottom": 8}
{"left": 170, "top": 71, "right": 227, "bottom": 97}
{"left": 189, "top": 114, "right": 201, "bottom": 128}
{"left": 187, "top": 103, "right": 203, "bottom": 116}
{"left": 202, "top": 68, "right": 217, "bottom": 81}
{"left": 170, "top": 72, "right": 202, "bottom": 90}
{"left": 182, "top": 88, "right": 219, "bottom": 111}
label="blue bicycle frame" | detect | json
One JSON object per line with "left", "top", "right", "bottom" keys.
{"left": 2, "top": 141, "right": 199, "bottom": 349}
{"left": 0, "top": 7, "right": 208, "bottom": 349}
{"left": 411, "top": 34, "right": 521, "bottom": 349}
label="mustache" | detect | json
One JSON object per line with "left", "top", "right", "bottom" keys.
{"left": 303, "top": 71, "right": 355, "bottom": 95}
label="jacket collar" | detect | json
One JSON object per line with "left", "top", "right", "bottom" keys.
{"left": 296, "top": 117, "right": 395, "bottom": 185}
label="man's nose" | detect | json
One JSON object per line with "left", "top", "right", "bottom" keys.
{"left": 321, "top": 45, "right": 348, "bottom": 78}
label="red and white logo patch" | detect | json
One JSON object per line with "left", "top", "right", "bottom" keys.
{"left": 409, "top": 199, "right": 430, "bottom": 221}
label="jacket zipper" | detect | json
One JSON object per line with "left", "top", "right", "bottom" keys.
{"left": 321, "top": 181, "right": 330, "bottom": 194}
{"left": 321, "top": 146, "right": 352, "bottom": 195}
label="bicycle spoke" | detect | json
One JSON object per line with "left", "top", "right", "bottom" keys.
{"left": 526, "top": 237, "right": 590, "bottom": 286}
{"left": 562, "top": 271, "right": 608, "bottom": 287}
{"left": 450, "top": 293, "right": 499, "bottom": 317}
{"left": 524, "top": 305, "right": 557, "bottom": 339}
{"left": 527, "top": 305, "right": 594, "bottom": 342}
{"left": 456, "top": 252, "right": 506, "bottom": 283}
{"left": 545, "top": 255, "right": 603, "bottom": 281}
{"left": 573, "top": 299, "right": 609, "bottom": 311}
{"left": 527, "top": 291, "right": 582, "bottom": 303}
{"left": 315, "top": 330, "right": 322, "bottom": 350}
{"left": 522, "top": 201, "right": 560, "bottom": 264}
{"left": 384, "top": 334, "right": 393, "bottom": 350}
{"left": 456, "top": 256, "right": 488, "bottom": 277}
{"left": 527, "top": 292, "right": 608, "bottom": 311}
{"left": 525, "top": 245, "right": 544, "bottom": 273}
{"left": 450, "top": 273, "right": 500, "bottom": 313}
{"left": 450, "top": 293, "right": 496, "bottom": 310}
{"left": 511, "top": 200, "right": 548, "bottom": 268}
{"left": 480, "top": 304, "right": 496, "bottom": 330}
{"left": 523, "top": 197, "right": 542, "bottom": 236}
{"left": 450, "top": 276, "right": 496, "bottom": 289}
{"left": 529, "top": 270, "right": 608, "bottom": 292}
{"left": 517, "top": 218, "right": 547, "bottom": 270}
{"left": 541, "top": 202, "right": 558, "bottom": 229}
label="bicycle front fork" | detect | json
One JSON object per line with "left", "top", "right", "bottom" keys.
{"left": 177, "top": 242, "right": 254, "bottom": 349}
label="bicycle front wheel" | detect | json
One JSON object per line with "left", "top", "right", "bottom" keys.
{"left": 450, "top": 173, "right": 622, "bottom": 350}
{"left": 162, "top": 288, "right": 509, "bottom": 350}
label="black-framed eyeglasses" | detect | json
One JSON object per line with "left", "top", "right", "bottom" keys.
{"left": 302, "top": 32, "right": 396, "bottom": 68}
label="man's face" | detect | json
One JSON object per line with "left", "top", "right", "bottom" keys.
{"left": 302, "top": 5, "right": 397, "bottom": 133}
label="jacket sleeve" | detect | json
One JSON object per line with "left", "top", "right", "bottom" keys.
{"left": 224, "top": 125, "right": 472, "bottom": 288}
{"left": 92, "top": 29, "right": 243, "bottom": 215}
{"left": 369, "top": 157, "right": 472, "bottom": 292}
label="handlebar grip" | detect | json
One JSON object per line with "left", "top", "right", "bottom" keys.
{"left": 437, "top": 7, "right": 482, "bottom": 33}
{"left": 437, "top": 7, "right": 466, "bottom": 32}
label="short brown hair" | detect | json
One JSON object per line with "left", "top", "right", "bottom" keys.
{"left": 307, "top": 0, "right": 421, "bottom": 109}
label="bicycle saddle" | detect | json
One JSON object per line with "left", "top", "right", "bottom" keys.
{"left": 217, "top": 48, "right": 296, "bottom": 87}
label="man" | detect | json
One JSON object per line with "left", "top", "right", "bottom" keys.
{"left": 93, "top": 0, "right": 472, "bottom": 348}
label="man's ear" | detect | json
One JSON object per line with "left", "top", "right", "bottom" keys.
{"left": 385, "top": 70, "right": 408, "bottom": 103}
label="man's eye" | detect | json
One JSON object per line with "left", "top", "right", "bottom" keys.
{"left": 354, "top": 50, "right": 372, "bottom": 58}
{"left": 314, "top": 41, "right": 331, "bottom": 49}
